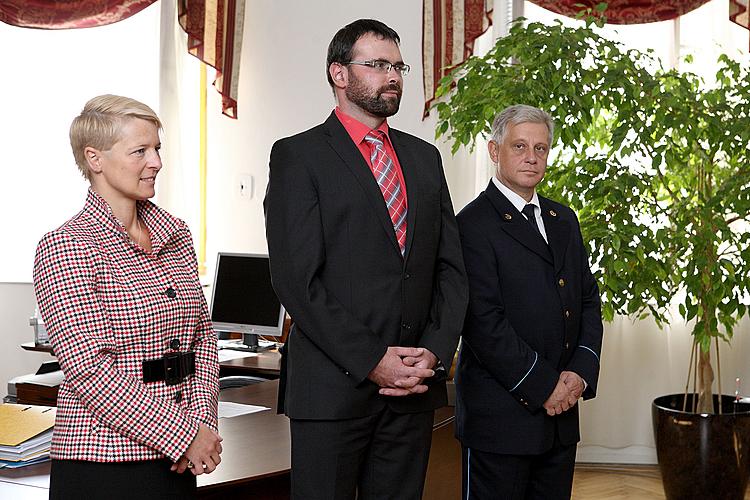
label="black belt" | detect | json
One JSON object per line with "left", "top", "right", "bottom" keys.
{"left": 142, "top": 351, "right": 195, "bottom": 386}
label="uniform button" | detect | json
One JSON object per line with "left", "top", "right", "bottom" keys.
{"left": 565, "top": 310, "right": 570, "bottom": 318}
{"left": 558, "top": 278, "right": 565, "bottom": 287}
{"left": 166, "top": 287, "right": 177, "bottom": 298}
{"left": 170, "top": 338, "right": 180, "bottom": 350}
{"left": 404, "top": 273, "right": 411, "bottom": 280}
{"left": 401, "top": 323, "right": 412, "bottom": 330}
{"left": 174, "top": 391, "right": 182, "bottom": 403}
{"left": 565, "top": 342, "right": 570, "bottom": 349}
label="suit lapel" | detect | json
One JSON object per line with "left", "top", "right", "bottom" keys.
{"left": 389, "top": 129, "right": 418, "bottom": 261}
{"left": 539, "top": 196, "right": 570, "bottom": 274}
{"left": 322, "top": 113, "right": 401, "bottom": 255}
{"left": 484, "top": 181, "right": 552, "bottom": 264}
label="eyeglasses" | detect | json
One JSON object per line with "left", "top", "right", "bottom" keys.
{"left": 346, "top": 59, "right": 411, "bottom": 76}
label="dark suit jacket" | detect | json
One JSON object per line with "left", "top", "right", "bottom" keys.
{"left": 455, "top": 180, "right": 603, "bottom": 455}
{"left": 264, "top": 112, "right": 468, "bottom": 420}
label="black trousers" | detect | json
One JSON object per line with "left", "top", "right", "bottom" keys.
{"left": 462, "top": 439, "right": 577, "bottom": 500}
{"left": 289, "top": 407, "right": 435, "bottom": 500}
{"left": 49, "top": 459, "right": 197, "bottom": 500}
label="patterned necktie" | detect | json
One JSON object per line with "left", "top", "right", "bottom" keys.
{"left": 522, "top": 204, "right": 542, "bottom": 237}
{"left": 364, "top": 130, "right": 407, "bottom": 255}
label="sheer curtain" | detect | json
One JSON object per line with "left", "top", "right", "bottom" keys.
{"left": 0, "top": 4, "right": 161, "bottom": 283}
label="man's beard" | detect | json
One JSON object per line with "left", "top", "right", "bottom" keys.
{"left": 345, "top": 74, "right": 402, "bottom": 117}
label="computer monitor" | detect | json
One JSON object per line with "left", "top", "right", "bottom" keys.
{"left": 209, "top": 252, "right": 285, "bottom": 351}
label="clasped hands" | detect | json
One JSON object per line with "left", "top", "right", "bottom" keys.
{"left": 171, "top": 423, "right": 223, "bottom": 475}
{"left": 368, "top": 346, "right": 437, "bottom": 397}
{"left": 542, "top": 371, "right": 584, "bottom": 416}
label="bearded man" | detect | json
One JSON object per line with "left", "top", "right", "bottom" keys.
{"left": 264, "top": 18, "right": 468, "bottom": 500}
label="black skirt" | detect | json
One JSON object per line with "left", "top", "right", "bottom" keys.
{"left": 49, "top": 459, "right": 197, "bottom": 500}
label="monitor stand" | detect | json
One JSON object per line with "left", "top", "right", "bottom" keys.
{"left": 240, "top": 333, "right": 274, "bottom": 352}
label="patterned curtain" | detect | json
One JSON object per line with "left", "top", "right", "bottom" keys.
{"left": 177, "top": 0, "right": 245, "bottom": 118}
{"left": 730, "top": 0, "right": 749, "bottom": 40}
{"left": 528, "top": 0, "right": 711, "bottom": 24}
{"left": 423, "top": 0, "right": 493, "bottom": 118}
{"left": 0, "top": 0, "right": 245, "bottom": 119}
{"left": 0, "top": 0, "right": 156, "bottom": 29}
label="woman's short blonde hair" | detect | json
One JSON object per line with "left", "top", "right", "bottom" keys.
{"left": 69, "top": 95, "right": 162, "bottom": 180}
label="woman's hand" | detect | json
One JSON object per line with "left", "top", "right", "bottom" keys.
{"left": 171, "top": 424, "right": 223, "bottom": 475}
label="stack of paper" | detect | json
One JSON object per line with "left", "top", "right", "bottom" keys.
{"left": 0, "top": 404, "right": 55, "bottom": 468}
{"left": 218, "top": 401, "right": 269, "bottom": 418}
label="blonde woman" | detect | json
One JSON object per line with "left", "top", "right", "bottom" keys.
{"left": 33, "top": 95, "right": 222, "bottom": 499}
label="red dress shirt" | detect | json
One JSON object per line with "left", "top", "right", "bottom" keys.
{"left": 334, "top": 107, "right": 408, "bottom": 209}
{"left": 33, "top": 188, "right": 219, "bottom": 463}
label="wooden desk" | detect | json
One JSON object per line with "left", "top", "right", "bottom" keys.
{"left": 0, "top": 381, "right": 291, "bottom": 499}
{"left": 20, "top": 342, "right": 54, "bottom": 355}
{"left": 0, "top": 380, "right": 461, "bottom": 499}
{"left": 197, "top": 380, "right": 290, "bottom": 499}
{"left": 0, "top": 461, "right": 50, "bottom": 500}
{"left": 219, "top": 350, "right": 282, "bottom": 378}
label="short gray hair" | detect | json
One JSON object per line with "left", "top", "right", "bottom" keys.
{"left": 491, "top": 104, "right": 554, "bottom": 146}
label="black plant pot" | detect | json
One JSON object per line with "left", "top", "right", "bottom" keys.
{"left": 652, "top": 394, "right": 750, "bottom": 500}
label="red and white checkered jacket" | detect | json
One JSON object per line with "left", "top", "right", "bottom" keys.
{"left": 33, "top": 188, "right": 219, "bottom": 463}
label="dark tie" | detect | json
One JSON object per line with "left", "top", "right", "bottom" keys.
{"left": 522, "top": 204, "right": 542, "bottom": 237}
{"left": 364, "top": 130, "right": 407, "bottom": 255}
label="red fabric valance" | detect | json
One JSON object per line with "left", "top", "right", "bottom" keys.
{"left": 0, "top": 0, "right": 156, "bottom": 29}
{"left": 528, "top": 0, "right": 711, "bottom": 25}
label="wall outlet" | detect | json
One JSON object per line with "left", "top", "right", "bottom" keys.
{"left": 238, "top": 174, "right": 253, "bottom": 199}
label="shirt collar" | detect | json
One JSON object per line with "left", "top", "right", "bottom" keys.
{"left": 85, "top": 187, "right": 127, "bottom": 237}
{"left": 491, "top": 177, "right": 541, "bottom": 214}
{"left": 84, "top": 187, "right": 182, "bottom": 254}
{"left": 334, "top": 107, "right": 391, "bottom": 146}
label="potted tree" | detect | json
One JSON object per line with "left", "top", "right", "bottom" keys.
{"left": 434, "top": 8, "right": 750, "bottom": 499}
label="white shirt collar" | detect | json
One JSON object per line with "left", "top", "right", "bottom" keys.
{"left": 491, "top": 177, "right": 540, "bottom": 215}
